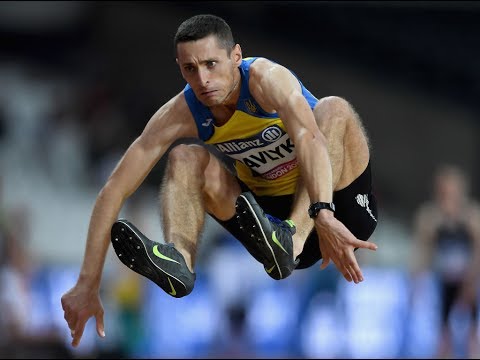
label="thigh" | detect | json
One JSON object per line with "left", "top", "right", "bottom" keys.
{"left": 333, "top": 161, "right": 378, "bottom": 240}
{"left": 166, "top": 139, "right": 244, "bottom": 221}
{"left": 313, "top": 96, "right": 370, "bottom": 190}
{"left": 201, "top": 144, "right": 243, "bottom": 221}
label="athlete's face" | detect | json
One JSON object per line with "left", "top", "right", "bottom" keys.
{"left": 176, "top": 35, "right": 242, "bottom": 107}
{"left": 435, "top": 172, "right": 466, "bottom": 215}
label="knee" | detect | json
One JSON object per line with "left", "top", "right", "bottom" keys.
{"left": 314, "top": 96, "right": 359, "bottom": 130}
{"left": 317, "top": 96, "right": 350, "bottom": 109}
{"left": 315, "top": 96, "right": 352, "bottom": 117}
{"left": 167, "top": 144, "right": 208, "bottom": 175}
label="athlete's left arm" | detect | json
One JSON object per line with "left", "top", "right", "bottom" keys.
{"left": 250, "top": 59, "right": 377, "bottom": 283}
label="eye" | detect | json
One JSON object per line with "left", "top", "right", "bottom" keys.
{"left": 206, "top": 61, "right": 216, "bottom": 68}
{"left": 184, "top": 66, "right": 195, "bottom": 73}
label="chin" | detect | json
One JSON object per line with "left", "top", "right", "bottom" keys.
{"left": 203, "top": 98, "right": 222, "bottom": 107}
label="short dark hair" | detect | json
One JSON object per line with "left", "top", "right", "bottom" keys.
{"left": 174, "top": 14, "right": 235, "bottom": 55}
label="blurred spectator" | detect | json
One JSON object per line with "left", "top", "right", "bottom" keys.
{"left": 411, "top": 164, "right": 480, "bottom": 358}
{"left": 0, "top": 202, "right": 71, "bottom": 358}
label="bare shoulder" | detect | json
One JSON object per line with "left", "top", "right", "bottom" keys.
{"left": 141, "top": 91, "right": 198, "bottom": 145}
{"left": 414, "top": 201, "right": 436, "bottom": 220}
{"left": 413, "top": 201, "right": 439, "bottom": 227}
{"left": 248, "top": 57, "right": 299, "bottom": 111}
{"left": 249, "top": 57, "right": 277, "bottom": 74}
{"left": 149, "top": 92, "right": 194, "bottom": 127}
{"left": 249, "top": 57, "right": 287, "bottom": 84}
{"left": 143, "top": 91, "right": 198, "bottom": 140}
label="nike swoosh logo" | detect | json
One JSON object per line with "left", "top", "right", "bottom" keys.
{"left": 272, "top": 231, "right": 288, "bottom": 254}
{"left": 266, "top": 265, "right": 276, "bottom": 274}
{"left": 152, "top": 245, "right": 180, "bottom": 264}
{"left": 167, "top": 277, "right": 177, "bottom": 296}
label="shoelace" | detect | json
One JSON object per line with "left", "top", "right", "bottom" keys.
{"left": 265, "top": 213, "right": 282, "bottom": 224}
{"left": 265, "top": 213, "right": 293, "bottom": 233}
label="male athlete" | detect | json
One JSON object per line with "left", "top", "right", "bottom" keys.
{"left": 61, "top": 14, "right": 379, "bottom": 347}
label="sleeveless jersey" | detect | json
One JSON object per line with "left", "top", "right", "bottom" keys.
{"left": 183, "top": 57, "right": 318, "bottom": 196}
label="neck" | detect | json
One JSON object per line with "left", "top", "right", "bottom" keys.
{"left": 221, "top": 69, "right": 241, "bottom": 107}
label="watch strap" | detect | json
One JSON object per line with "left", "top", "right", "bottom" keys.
{"left": 308, "top": 201, "right": 335, "bottom": 218}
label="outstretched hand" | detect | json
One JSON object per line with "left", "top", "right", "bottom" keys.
{"left": 315, "top": 211, "right": 377, "bottom": 283}
{"left": 60, "top": 284, "right": 105, "bottom": 347}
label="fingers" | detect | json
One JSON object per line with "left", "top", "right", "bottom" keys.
{"left": 348, "top": 262, "right": 363, "bottom": 284}
{"left": 63, "top": 309, "right": 78, "bottom": 340}
{"left": 321, "top": 251, "right": 353, "bottom": 283}
{"left": 317, "top": 229, "right": 374, "bottom": 283}
{"left": 354, "top": 239, "right": 378, "bottom": 251}
{"left": 346, "top": 252, "right": 365, "bottom": 283}
{"left": 65, "top": 308, "right": 88, "bottom": 347}
{"left": 320, "top": 247, "right": 359, "bottom": 282}
{"left": 320, "top": 255, "right": 330, "bottom": 270}
{"left": 71, "top": 319, "right": 87, "bottom": 348}
{"left": 70, "top": 314, "right": 106, "bottom": 347}
{"left": 340, "top": 266, "right": 353, "bottom": 282}
{"left": 334, "top": 258, "right": 357, "bottom": 283}
{"left": 95, "top": 312, "right": 106, "bottom": 338}
{"left": 65, "top": 315, "right": 77, "bottom": 335}
{"left": 328, "top": 251, "right": 364, "bottom": 284}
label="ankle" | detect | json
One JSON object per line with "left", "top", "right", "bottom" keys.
{"left": 292, "top": 234, "right": 306, "bottom": 259}
{"left": 175, "top": 247, "right": 195, "bottom": 273}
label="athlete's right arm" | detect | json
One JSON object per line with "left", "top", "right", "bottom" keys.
{"left": 61, "top": 92, "right": 197, "bottom": 347}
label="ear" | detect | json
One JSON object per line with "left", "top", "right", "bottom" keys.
{"left": 175, "top": 58, "right": 179, "bottom": 65}
{"left": 232, "top": 44, "right": 242, "bottom": 66}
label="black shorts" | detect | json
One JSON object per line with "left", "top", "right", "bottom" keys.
{"left": 215, "top": 162, "right": 379, "bottom": 270}
{"left": 439, "top": 280, "right": 478, "bottom": 324}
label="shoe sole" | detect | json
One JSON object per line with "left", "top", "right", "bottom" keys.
{"left": 111, "top": 220, "right": 190, "bottom": 298}
{"left": 236, "top": 194, "right": 284, "bottom": 278}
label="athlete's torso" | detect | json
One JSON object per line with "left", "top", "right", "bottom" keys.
{"left": 183, "top": 57, "right": 318, "bottom": 196}
{"left": 433, "top": 220, "right": 473, "bottom": 283}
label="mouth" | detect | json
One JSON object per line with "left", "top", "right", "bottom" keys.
{"left": 201, "top": 90, "right": 217, "bottom": 97}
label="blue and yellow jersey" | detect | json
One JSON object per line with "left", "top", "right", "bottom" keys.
{"left": 183, "top": 57, "right": 318, "bottom": 196}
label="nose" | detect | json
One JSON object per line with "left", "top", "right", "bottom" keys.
{"left": 197, "top": 68, "right": 209, "bottom": 87}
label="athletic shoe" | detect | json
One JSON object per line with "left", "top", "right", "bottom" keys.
{"left": 111, "top": 219, "right": 195, "bottom": 298}
{"left": 235, "top": 192, "right": 298, "bottom": 280}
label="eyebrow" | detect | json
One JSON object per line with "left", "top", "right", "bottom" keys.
{"left": 182, "top": 58, "right": 218, "bottom": 67}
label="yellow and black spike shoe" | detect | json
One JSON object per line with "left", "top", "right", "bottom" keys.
{"left": 111, "top": 219, "right": 195, "bottom": 298}
{"left": 235, "top": 192, "right": 299, "bottom": 280}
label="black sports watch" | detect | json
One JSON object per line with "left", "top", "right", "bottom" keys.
{"left": 308, "top": 202, "right": 335, "bottom": 218}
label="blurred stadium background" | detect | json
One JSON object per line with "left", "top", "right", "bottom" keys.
{"left": 1, "top": 1, "right": 479, "bottom": 358}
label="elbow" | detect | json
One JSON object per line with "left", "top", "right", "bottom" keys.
{"left": 295, "top": 127, "right": 327, "bottom": 149}
{"left": 99, "top": 178, "right": 128, "bottom": 204}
